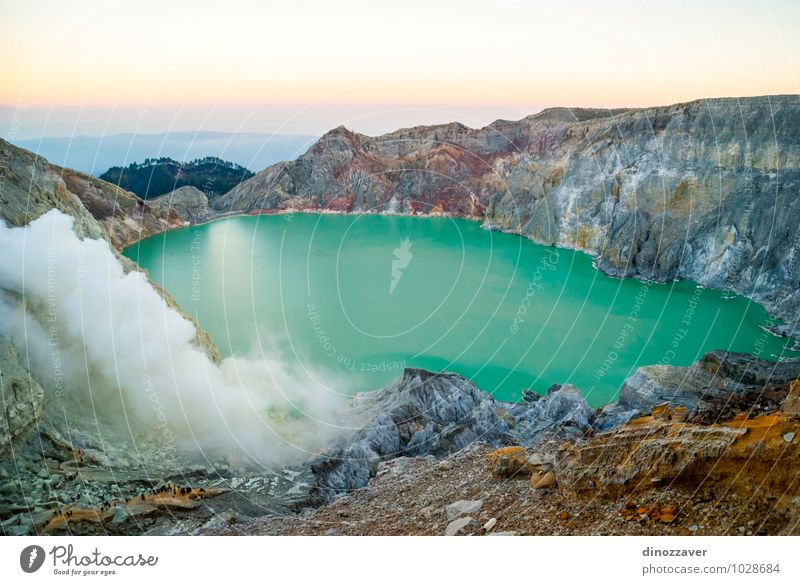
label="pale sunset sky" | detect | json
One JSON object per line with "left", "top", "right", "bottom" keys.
{"left": 1, "top": 0, "right": 798, "bottom": 139}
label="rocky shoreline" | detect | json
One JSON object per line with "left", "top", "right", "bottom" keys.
{"left": 211, "top": 352, "right": 800, "bottom": 536}
{"left": 3, "top": 350, "right": 799, "bottom": 535}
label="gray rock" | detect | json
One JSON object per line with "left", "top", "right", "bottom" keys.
{"left": 527, "top": 453, "right": 550, "bottom": 466}
{"left": 4, "top": 523, "right": 32, "bottom": 536}
{"left": 445, "top": 499, "right": 483, "bottom": 521}
{"left": 511, "top": 384, "right": 595, "bottom": 440}
{"left": 0, "top": 342, "right": 45, "bottom": 457}
{"left": 28, "top": 508, "right": 52, "bottom": 530}
{"left": 148, "top": 186, "right": 214, "bottom": 224}
{"left": 111, "top": 508, "right": 129, "bottom": 525}
{"left": 445, "top": 516, "right": 475, "bottom": 536}
{"left": 307, "top": 368, "right": 594, "bottom": 504}
{"left": 595, "top": 351, "right": 800, "bottom": 428}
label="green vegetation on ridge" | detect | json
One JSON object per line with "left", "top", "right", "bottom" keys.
{"left": 99, "top": 156, "right": 254, "bottom": 200}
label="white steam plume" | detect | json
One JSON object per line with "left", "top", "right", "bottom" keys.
{"left": 0, "top": 210, "right": 352, "bottom": 467}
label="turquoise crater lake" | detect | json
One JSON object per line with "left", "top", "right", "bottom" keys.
{"left": 124, "top": 214, "right": 797, "bottom": 407}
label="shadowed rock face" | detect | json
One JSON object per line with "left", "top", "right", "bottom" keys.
{"left": 307, "top": 352, "right": 800, "bottom": 504}
{"left": 0, "top": 342, "right": 45, "bottom": 456}
{"left": 214, "top": 96, "right": 800, "bottom": 331}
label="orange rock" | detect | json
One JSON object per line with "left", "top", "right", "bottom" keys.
{"left": 659, "top": 513, "right": 677, "bottom": 523}
{"left": 486, "top": 446, "right": 529, "bottom": 480}
{"left": 532, "top": 471, "right": 557, "bottom": 489}
{"left": 40, "top": 487, "right": 226, "bottom": 534}
{"left": 559, "top": 511, "right": 569, "bottom": 520}
{"left": 557, "top": 408, "right": 800, "bottom": 505}
{"left": 784, "top": 380, "right": 800, "bottom": 419}
{"left": 651, "top": 403, "right": 670, "bottom": 418}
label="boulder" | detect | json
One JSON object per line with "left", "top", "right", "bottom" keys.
{"left": 445, "top": 516, "right": 475, "bottom": 536}
{"left": 486, "top": 446, "right": 528, "bottom": 479}
{"left": 445, "top": 500, "right": 483, "bottom": 521}
{"left": 531, "top": 470, "right": 557, "bottom": 489}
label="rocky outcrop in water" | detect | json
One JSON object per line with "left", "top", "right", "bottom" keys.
{"left": 306, "top": 352, "right": 800, "bottom": 504}
{"left": 216, "top": 373, "right": 800, "bottom": 536}
{"left": 306, "top": 368, "right": 594, "bottom": 502}
{"left": 595, "top": 350, "right": 800, "bottom": 429}
{"left": 214, "top": 96, "right": 800, "bottom": 333}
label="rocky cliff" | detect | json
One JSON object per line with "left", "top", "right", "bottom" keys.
{"left": 0, "top": 138, "right": 185, "bottom": 248}
{"left": 214, "top": 95, "right": 800, "bottom": 333}
{"left": 0, "top": 342, "right": 45, "bottom": 456}
{"left": 0, "top": 366, "right": 596, "bottom": 535}
{"left": 0, "top": 139, "right": 218, "bottom": 457}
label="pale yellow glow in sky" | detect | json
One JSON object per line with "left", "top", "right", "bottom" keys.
{"left": 1, "top": 0, "right": 798, "bottom": 137}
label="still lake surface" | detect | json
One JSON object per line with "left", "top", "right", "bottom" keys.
{"left": 124, "top": 214, "right": 797, "bottom": 407}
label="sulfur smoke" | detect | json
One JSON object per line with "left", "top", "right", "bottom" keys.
{"left": 0, "top": 210, "right": 352, "bottom": 467}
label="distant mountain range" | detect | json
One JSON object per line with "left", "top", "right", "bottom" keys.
{"left": 9, "top": 131, "right": 316, "bottom": 176}
{"left": 99, "top": 156, "right": 254, "bottom": 200}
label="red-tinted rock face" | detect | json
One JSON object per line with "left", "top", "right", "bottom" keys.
{"left": 213, "top": 96, "right": 800, "bottom": 333}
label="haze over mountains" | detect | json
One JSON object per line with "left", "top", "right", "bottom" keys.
{"left": 8, "top": 131, "right": 316, "bottom": 176}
